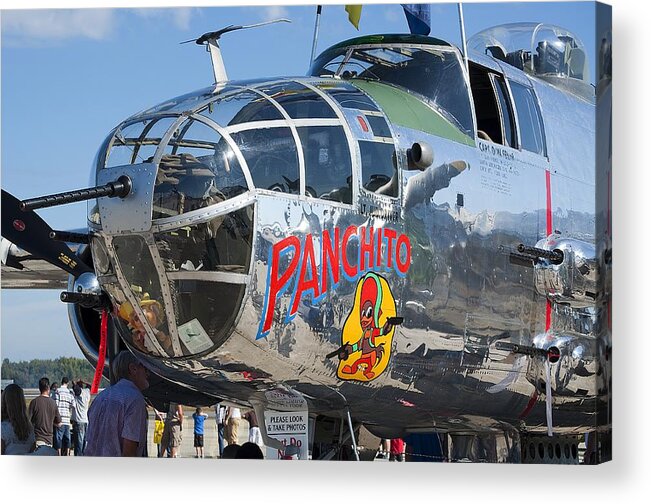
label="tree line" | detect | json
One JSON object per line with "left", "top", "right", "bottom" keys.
{"left": 1, "top": 357, "right": 109, "bottom": 388}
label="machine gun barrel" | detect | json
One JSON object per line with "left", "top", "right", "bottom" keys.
{"left": 60, "top": 291, "right": 110, "bottom": 310}
{"left": 516, "top": 244, "right": 564, "bottom": 264}
{"left": 495, "top": 341, "right": 560, "bottom": 363}
{"left": 326, "top": 345, "right": 347, "bottom": 359}
{"left": 20, "top": 175, "right": 132, "bottom": 212}
{"left": 49, "top": 230, "right": 90, "bottom": 244}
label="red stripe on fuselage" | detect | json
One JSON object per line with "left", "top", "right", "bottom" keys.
{"left": 545, "top": 169, "right": 552, "bottom": 331}
{"left": 519, "top": 168, "right": 553, "bottom": 419}
{"left": 545, "top": 169, "right": 552, "bottom": 236}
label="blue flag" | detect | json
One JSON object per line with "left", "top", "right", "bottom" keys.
{"left": 401, "top": 4, "right": 431, "bottom": 36}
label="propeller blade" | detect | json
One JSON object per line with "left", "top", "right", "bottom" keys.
{"left": 1, "top": 189, "right": 93, "bottom": 278}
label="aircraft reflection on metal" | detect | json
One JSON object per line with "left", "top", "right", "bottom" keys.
{"left": 1, "top": 19, "right": 611, "bottom": 463}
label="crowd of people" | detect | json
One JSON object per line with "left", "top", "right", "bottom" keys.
{"left": 2, "top": 350, "right": 268, "bottom": 458}
{"left": 3, "top": 350, "right": 374, "bottom": 461}
{"left": 1, "top": 374, "right": 92, "bottom": 456}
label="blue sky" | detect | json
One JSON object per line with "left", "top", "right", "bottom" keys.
{"left": 5, "top": 2, "right": 651, "bottom": 500}
{"left": 1, "top": 1, "right": 600, "bottom": 360}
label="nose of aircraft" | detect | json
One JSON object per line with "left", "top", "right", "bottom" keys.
{"left": 91, "top": 76, "right": 367, "bottom": 358}
{"left": 93, "top": 106, "right": 257, "bottom": 358}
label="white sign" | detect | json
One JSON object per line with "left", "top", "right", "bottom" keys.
{"left": 264, "top": 389, "right": 308, "bottom": 411}
{"left": 177, "top": 318, "right": 212, "bottom": 354}
{"left": 264, "top": 410, "right": 309, "bottom": 460}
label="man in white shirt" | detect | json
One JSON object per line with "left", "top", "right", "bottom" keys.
{"left": 54, "top": 377, "right": 75, "bottom": 455}
{"left": 72, "top": 380, "right": 92, "bottom": 456}
{"left": 84, "top": 351, "right": 150, "bottom": 457}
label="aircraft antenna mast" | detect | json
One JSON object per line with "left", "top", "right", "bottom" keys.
{"left": 309, "top": 5, "right": 323, "bottom": 70}
{"left": 458, "top": 3, "right": 469, "bottom": 74}
{"left": 182, "top": 19, "right": 291, "bottom": 85}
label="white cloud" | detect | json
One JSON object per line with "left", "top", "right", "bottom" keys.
{"left": 132, "top": 7, "right": 195, "bottom": 31}
{"left": 1, "top": 7, "right": 197, "bottom": 46}
{"left": 259, "top": 6, "right": 289, "bottom": 23}
{"left": 1, "top": 9, "right": 116, "bottom": 45}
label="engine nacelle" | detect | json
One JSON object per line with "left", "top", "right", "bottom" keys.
{"left": 533, "top": 235, "right": 597, "bottom": 308}
{"left": 66, "top": 245, "right": 107, "bottom": 374}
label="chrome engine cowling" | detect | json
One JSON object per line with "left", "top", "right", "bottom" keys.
{"left": 66, "top": 245, "right": 106, "bottom": 371}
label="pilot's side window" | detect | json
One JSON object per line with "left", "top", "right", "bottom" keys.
{"left": 493, "top": 76, "right": 516, "bottom": 148}
{"left": 230, "top": 127, "right": 300, "bottom": 195}
{"left": 509, "top": 81, "right": 547, "bottom": 156}
{"left": 359, "top": 140, "right": 398, "bottom": 198}
{"left": 297, "top": 126, "right": 352, "bottom": 204}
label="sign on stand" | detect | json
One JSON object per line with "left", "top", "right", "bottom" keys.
{"left": 264, "top": 410, "right": 309, "bottom": 460}
{"left": 258, "top": 388, "right": 310, "bottom": 460}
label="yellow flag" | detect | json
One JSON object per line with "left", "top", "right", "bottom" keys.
{"left": 345, "top": 5, "right": 363, "bottom": 30}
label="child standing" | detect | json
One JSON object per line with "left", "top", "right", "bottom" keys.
{"left": 192, "top": 407, "right": 208, "bottom": 458}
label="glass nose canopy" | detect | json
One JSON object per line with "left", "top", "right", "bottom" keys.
{"left": 97, "top": 79, "right": 360, "bottom": 220}
{"left": 97, "top": 79, "right": 371, "bottom": 358}
{"left": 110, "top": 205, "right": 253, "bottom": 359}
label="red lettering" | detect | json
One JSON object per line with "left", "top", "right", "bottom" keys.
{"left": 342, "top": 226, "right": 358, "bottom": 278}
{"left": 384, "top": 228, "right": 397, "bottom": 268}
{"left": 376, "top": 228, "right": 383, "bottom": 268}
{"left": 259, "top": 226, "right": 411, "bottom": 337}
{"left": 359, "top": 226, "right": 374, "bottom": 272}
{"left": 260, "top": 236, "right": 301, "bottom": 336}
{"left": 396, "top": 233, "right": 412, "bottom": 275}
{"left": 321, "top": 228, "right": 340, "bottom": 293}
{"left": 291, "top": 234, "right": 319, "bottom": 315}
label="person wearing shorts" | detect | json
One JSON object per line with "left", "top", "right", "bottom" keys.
{"left": 192, "top": 407, "right": 208, "bottom": 458}
{"left": 390, "top": 438, "right": 406, "bottom": 462}
{"left": 53, "top": 377, "right": 75, "bottom": 456}
{"left": 160, "top": 402, "right": 183, "bottom": 458}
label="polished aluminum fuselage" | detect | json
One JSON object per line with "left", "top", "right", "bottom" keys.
{"left": 84, "top": 47, "right": 605, "bottom": 437}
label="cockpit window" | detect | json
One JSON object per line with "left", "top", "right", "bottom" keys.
{"left": 297, "top": 126, "right": 352, "bottom": 204}
{"left": 255, "top": 81, "right": 337, "bottom": 119}
{"left": 105, "top": 117, "right": 177, "bottom": 168}
{"left": 199, "top": 91, "right": 283, "bottom": 127}
{"left": 153, "top": 119, "right": 248, "bottom": 220}
{"left": 229, "top": 127, "right": 300, "bottom": 194}
{"left": 509, "top": 81, "right": 547, "bottom": 156}
{"left": 320, "top": 83, "right": 380, "bottom": 111}
{"left": 311, "top": 45, "right": 473, "bottom": 137}
{"left": 359, "top": 140, "right": 398, "bottom": 197}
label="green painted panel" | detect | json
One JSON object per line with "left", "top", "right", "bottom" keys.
{"left": 351, "top": 80, "right": 475, "bottom": 147}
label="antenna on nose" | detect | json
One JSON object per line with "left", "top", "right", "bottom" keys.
{"left": 181, "top": 19, "right": 291, "bottom": 85}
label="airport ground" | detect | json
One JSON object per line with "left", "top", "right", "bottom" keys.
{"left": 22, "top": 390, "right": 588, "bottom": 461}
{"left": 23, "top": 389, "right": 252, "bottom": 458}
{"left": 145, "top": 407, "right": 249, "bottom": 459}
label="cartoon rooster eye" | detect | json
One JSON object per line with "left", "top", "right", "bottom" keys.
{"left": 363, "top": 306, "right": 373, "bottom": 318}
